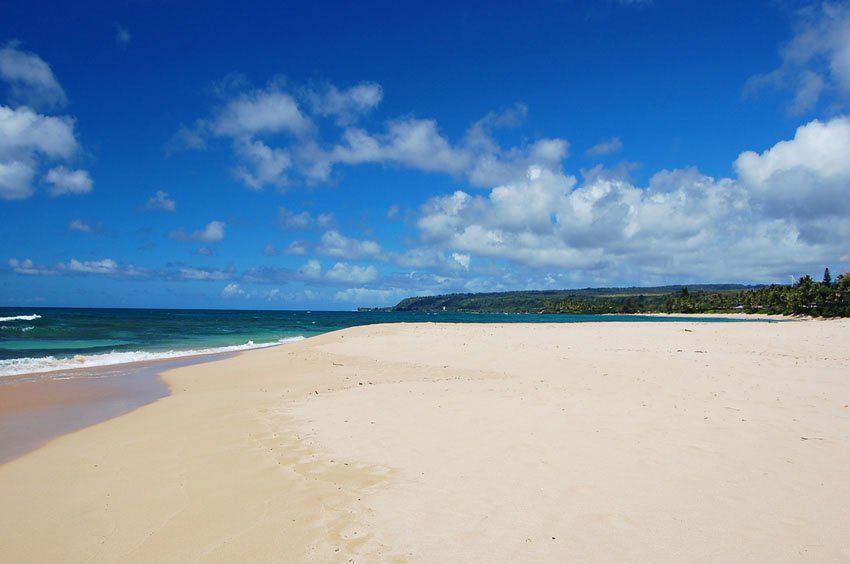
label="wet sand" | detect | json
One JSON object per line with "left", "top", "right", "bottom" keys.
{"left": 0, "top": 354, "right": 232, "bottom": 463}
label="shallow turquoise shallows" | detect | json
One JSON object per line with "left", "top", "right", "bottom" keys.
{"left": 0, "top": 307, "right": 769, "bottom": 377}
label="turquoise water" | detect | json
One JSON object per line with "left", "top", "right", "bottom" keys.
{"left": 0, "top": 307, "right": 765, "bottom": 377}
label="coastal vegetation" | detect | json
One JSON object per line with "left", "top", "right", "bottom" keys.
{"left": 387, "top": 269, "right": 850, "bottom": 317}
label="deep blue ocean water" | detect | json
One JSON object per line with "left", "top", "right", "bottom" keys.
{"left": 0, "top": 307, "right": 766, "bottom": 377}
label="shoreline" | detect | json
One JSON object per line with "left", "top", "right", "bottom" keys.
{"left": 0, "top": 352, "right": 237, "bottom": 464}
{"left": 629, "top": 311, "right": 799, "bottom": 321}
{"left": 1, "top": 320, "right": 849, "bottom": 562}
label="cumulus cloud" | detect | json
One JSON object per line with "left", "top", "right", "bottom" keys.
{"left": 169, "top": 220, "right": 226, "bottom": 243}
{"left": 414, "top": 115, "right": 850, "bottom": 284}
{"left": 324, "top": 117, "right": 567, "bottom": 187}
{"left": 176, "top": 80, "right": 567, "bottom": 190}
{"left": 747, "top": 3, "right": 850, "bottom": 113}
{"left": 8, "top": 257, "right": 55, "bottom": 275}
{"left": 222, "top": 283, "right": 244, "bottom": 297}
{"left": 317, "top": 230, "right": 382, "bottom": 259}
{"left": 232, "top": 138, "right": 291, "bottom": 189}
{"left": 298, "top": 259, "right": 322, "bottom": 280}
{"left": 45, "top": 166, "right": 92, "bottom": 195}
{"left": 586, "top": 136, "right": 623, "bottom": 156}
{"left": 285, "top": 240, "right": 308, "bottom": 255}
{"left": 305, "top": 82, "right": 383, "bottom": 124}
{"left": 0, "top": 46, "right": 89, "bottom": 200}
{"left": 145, "top": 190, "right": 176, "bottom": 212}
{"left": 0, "top": 105, "right": 80, "bottom": 199}
{"left": 0, "top": 42, "right": 67, "bottom": 110}
{"left": 212, "top": 88, "right": 311, "bottom": 138}
{"left": 325, "top": 262, "right": 379, "bottom": 284}
{"left": 735, "top": 116, "right": 850, "bottom": 219}
{"left": 0, "top": 160, "right": 34, "bottom": 199}
{"left": 0, "top": 106, "right": 77, "bottom": 158}
{"left": 279, "top": 207, "right": 334, "bottom": 230}
{"left": 221, "top": 282, "right": 283, "bottom": 301}
{"left": 451, "top": 252, "right": 471, "bottom": 271}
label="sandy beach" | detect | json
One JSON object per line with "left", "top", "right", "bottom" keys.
{"left": 1, "top": 319, "right": 849, "bottom": 563}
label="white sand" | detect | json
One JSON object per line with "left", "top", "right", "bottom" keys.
{"left": 1, "top": 320, "right": 849, "bottom": 563}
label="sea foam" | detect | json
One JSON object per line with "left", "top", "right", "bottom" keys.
{"left": 0, "top": 336, "right": 305, "bottom": 377}
{"left": 0, "top": 314, "right": 42, "bottom": 322}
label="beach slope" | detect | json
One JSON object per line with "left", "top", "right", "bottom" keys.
{"left": 1, "top": 320, "right": 849, "bottom": 562}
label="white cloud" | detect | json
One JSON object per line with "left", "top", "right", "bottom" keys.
{"left": 221, "top": 283, "right": 283, "bottom": 301}
{"left": 55, "top": 258, "right": 147, "bottom": 278}
{"left": 331, "top": 118, "right": 470, "bottom": 173}
{"left": 0, "top": 105, "right": 77, "bottom": 158}
{"left": 451, "top": 252, "right": 471, "bottom": 271}
{"left": 63, "top": 258, "right": 118, "bottom": 274}
{"left": 413, "top": 117, "right": 850, "bottom": 283}
{"left": 68, "top": 219, "right": 93, "bottom": 233}
{"left": 299, "top": 259, "right": 322, "bottom": 279}
{"left": 278, "top": 207, "right": 334, "bottom": 230}
{"left": 179, "top": 80, "right": 568, "bottom": 190}
{"left": 0, "top": 160, "right": 34, "bottom": 199}
{"left": 320, "top": 115, "right": 570, "bottom": 188}
{"left": 285, "top": 240, "right": 308, "bottom": 255}
{"left": 169, "top": 220, "right": 226, "bottom": 243}
{"left": 306, "top": 82, "right": 383, "bottom": 124}
{"left": 232, "top": 138, "right": 291, "bottom": 189}
{"left": 747, "top": 3, "right": 850, "bottom": 113}
{"left": 325, "top": 262, "right": 379, "bottom": 284}
{"left": 177, "top": 267, "right": 231, "bottom": 281}
{"left": 45, "top": 166, "right": 92, "bottom": 196}
{"left": 222, "top": 283, "right": 245, "bottom": 297}
{"left": 196, "top": 221, "right": 226, "bottom": 243}
{"left": 145, "top": 190, "right": 176, "bottom": 212}
{"left": 8, "top": 257, "right": 145, "bottom": 278}
{"left": 8, "top": 258, "right": 55, "bottom": 275}
{"left": 0, "top": 48, "right": 87, "bottom": 200}
{"left": 317, "top": 230, "right": 382, "bottom": 258}
{"left": 735, "top": 115, "right": 850, "bottom": 218}
{"left": 0, "top": 43, "right": 67, "bottom": 110}
{"left": 586, "top": 136, "right": 623, "bottom": 156}
{"left": 212, "top": 89, "right": 311, "bottom": 138}
{"left": 115, "top": 24, "right": 131, "bottom": 46}
{"left": 279, "top": 207, "right": 312, "bottom": 230}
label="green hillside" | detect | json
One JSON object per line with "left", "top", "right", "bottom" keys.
{"left": 385, "top": 271, "right": 850, "bottom": 317}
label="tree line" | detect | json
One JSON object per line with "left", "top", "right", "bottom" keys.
{"left": 660, "top": 268, "right": 850, "bottom": 317}
{"left": 543, "top": 268, "right": 850, "bottom": 317}
{"left": 387, "top": 270, "right": 850, "bottom": 317}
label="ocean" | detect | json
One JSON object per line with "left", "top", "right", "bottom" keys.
{"left": 0, "top": 307, "right": 765, "bottom": 378}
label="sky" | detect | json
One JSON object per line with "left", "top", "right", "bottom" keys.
{"left": 2, "top": 0, "right": 850, "bottom": 310}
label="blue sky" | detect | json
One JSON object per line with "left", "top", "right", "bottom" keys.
{"left": 2, "top": 0, "right": 850, "bottom": 309}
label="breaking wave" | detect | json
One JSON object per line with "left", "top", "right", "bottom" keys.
{"left": 0, "top": 314, "right": 42, "bottom": 322}
{"left": 0, "top": 336, "right": 305, "bottom": 377}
